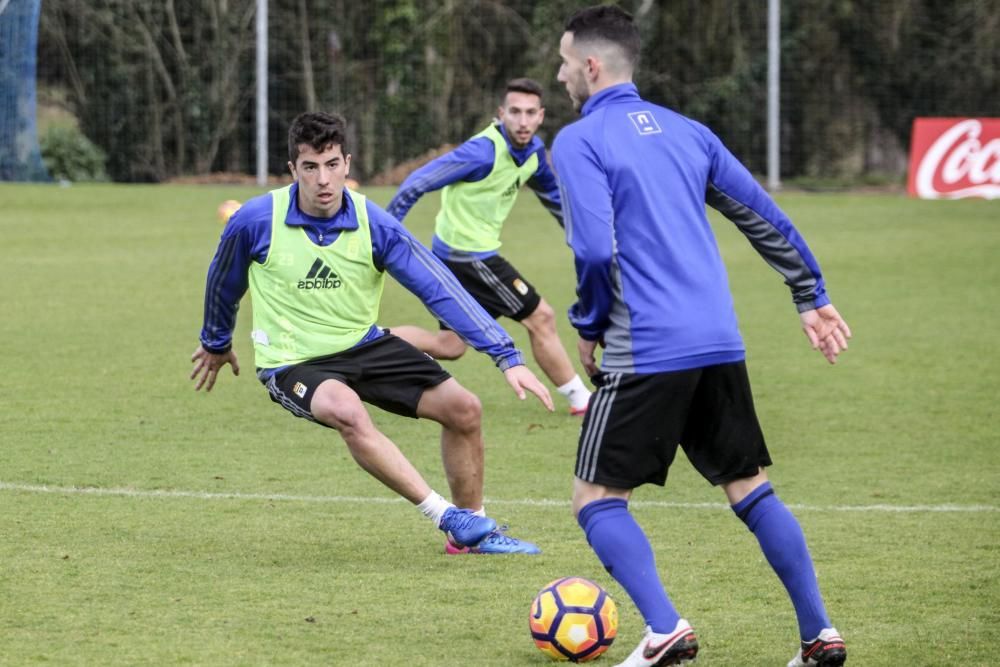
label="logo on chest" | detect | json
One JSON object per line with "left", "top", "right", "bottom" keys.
{"left": 298, "top": 258, "right": 342, "bottom": 290}
{"left": 501, "top": 177, "right": 521, "bottom": 198}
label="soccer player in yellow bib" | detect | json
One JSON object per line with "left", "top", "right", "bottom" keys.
{"left": 387, "top": 78, "right": 592, "bottom": 417}
{"left": 191, "top": 112, "right": 553, "bottom": 555}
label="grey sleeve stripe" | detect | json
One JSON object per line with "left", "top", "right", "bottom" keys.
{"left": 410, "top": 161, "right": 472, "bottom": 194}
{"left": 472, "top": 259, "right": 523, "bottom": 313}
{"left": 404, "top": 237, "right": 506, "bottom": 346}
{"left": 532, "top": 188, "right": 563, "bottom": 220}
{"left": 575, "top": 372, "right": 622, "bottom": 482}
{"left": 204, "top": 235, "right": 240, "bottom": 335}
{"left": 562, "top": 183, "right": 575, "bottom": 244}
{"left": 391, "top": 161, "right": 471, "bottom": 218}
{"left": 706, "top": 183, "right": 818, "bottom": 302}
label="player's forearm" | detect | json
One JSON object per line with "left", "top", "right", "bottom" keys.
{"left": 198, "top": 238, "right": 250, "bottom": 353}
{"left": 561, "top": 185, "right": 615, "bottom": 340}
{"left": 568, "top": 263, "right": 613, "bottom": 341}
{"left": 706, "top": 136, "right": 829, "bottom": 308}
{"left": 387, "top": 147, "right": 490, "bottom": 221}
{"left": 433, "top": 298, "right": 525, "bottom": 370}
{"left": 378, "top": 224, "right": 524, "bottom": 369}
{"left": 199, "top": 292, "right": 239, "bottom": 353}
{"left": 199, "top": 289, "right": 242, "bottom": 353}
{"left": 708, "top": 181, "right": 829, "bottom": 308}
{"left": 528, "top": 180, "right": 564, "bottom": 228}
{"left": 407, "top": 275, "right": 526, "bottom": 369}
{"left": 386, "top": 164, "right": 440, "bottom": 220}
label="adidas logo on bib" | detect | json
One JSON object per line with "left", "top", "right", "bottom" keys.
{"left": 298, "top": 258, "right": 342, "bottom": 290}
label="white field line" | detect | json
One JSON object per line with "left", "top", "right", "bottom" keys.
{"left": 0, "top": 481, "right": 996, "bottom": 513}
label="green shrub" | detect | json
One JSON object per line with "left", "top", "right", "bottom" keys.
{"left": 40, "top": 124, "right": 108, "bottom": 182}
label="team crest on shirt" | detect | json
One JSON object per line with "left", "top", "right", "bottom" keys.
{"left": 345, "top": 234, "right": 361, "bottom": 258}
{"left": 628, "top": 111, "right": 662, "bottom": 136}
{"left": 513, "top": 278, "right": 529, "bottom": 295}
{"left": 502, "top": 178, "right": 521, "bottom": 197}
{"left": 293, "top": 382, "right": 308, "bottom": 398}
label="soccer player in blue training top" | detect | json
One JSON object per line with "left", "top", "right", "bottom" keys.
{"left": 552, "top": 7, "right": 852, "bottom": 667}
{"left": 386, "top": 78, "right": 592, "bottom": 419}
{"left": 191, "top": 111, "right": 553, "bottom": 556}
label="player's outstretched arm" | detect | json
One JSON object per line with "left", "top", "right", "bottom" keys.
{"left": 800, "top": 304, "right": 852, "bottom": 364}
{"left": 502, "top": 365, "right": 555, "bottom": 412}
{"left": 190, "top": 345, "right": 240, "bottom": 392}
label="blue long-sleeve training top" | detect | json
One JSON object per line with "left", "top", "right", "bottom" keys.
{"left": 386, "top": 123, "right": 563, "bottom": 259}
{"left": 552, "top": 83, "right": 829, "bottom": 374}
{"left": 199, "top": 183, "right": 524, "bottom": 377}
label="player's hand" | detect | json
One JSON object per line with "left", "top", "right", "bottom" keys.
{"left": 190, "top": 345, "right": 240, "bottom": 392}
{"left": 577, "top": 337, "right": 601, "bottom": 378}
{"left": 800, "top": 304, "right": 852, "bottom": 364}
{"left": 503, "top": 365, "right": 554, "bottom": 412}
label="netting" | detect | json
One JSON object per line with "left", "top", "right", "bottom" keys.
{"left": 0, "top": 0, "right": 49, "bottom": 182}
{"left": 27, "top": 0, "right": 1000, "bottom": 185}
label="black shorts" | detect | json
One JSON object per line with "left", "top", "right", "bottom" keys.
{"left": 575, "top": 362, "right": 771, "bottom": 488}
{"left": 440, "top": 254, "right": 541, "bottom": 325}
{"left": 262, "top": 334, "right": 451, "bottom": 423}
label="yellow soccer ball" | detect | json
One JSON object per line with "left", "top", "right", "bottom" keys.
{"left": 217, "top": 199, "right": 242, "bottom": 224}
{"left": 529, "top": 577, "right": 618, "bottom": 662}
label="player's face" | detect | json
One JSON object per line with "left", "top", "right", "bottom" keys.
{"left": 498, "top": 91, "right": 545, "bottom": 149}
{"left": 558, "top": 32, "right": 590, "bottom": 111}
{"left": 288, "top": 142, "right": 352, "bottom": 218}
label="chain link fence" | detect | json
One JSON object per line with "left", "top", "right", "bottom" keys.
{"left": 13, "top": 0, "right": 1000, "bottom": 185}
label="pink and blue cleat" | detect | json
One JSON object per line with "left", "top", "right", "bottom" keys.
{"left": 440, "top": 511, "right": 541, "bottom": 555}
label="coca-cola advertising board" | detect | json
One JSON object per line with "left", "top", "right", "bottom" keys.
{"left": 908, "top": 118, "right": 1000, "bottom": 199}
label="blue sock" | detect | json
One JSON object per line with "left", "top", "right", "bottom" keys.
{"left": 732, "top": 482, "right": 831, "bottom": 640}
{"left": 577, "top": 498, "right": 680, "bottom": 633}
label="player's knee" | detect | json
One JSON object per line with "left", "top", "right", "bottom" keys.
{"left": 446, "top": 390, "right": 482, "bottom": 432}
{"left": 524, "top": 300, "right": 556, "bottom": 334}
{"left": 571, "top": 480, "right": 629, "bottom": 519}
{"left": 435, "top": 336, "right": 468, "bottom": 360}
{"left": 571, "top": 493, "right": 588, "bottom": 519}
{"left": 315, "top": 400, "right": 370, "bottom": 436}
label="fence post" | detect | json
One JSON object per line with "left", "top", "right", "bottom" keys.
{"left": 767, "top": 0, "right": 781, "bottom": 191}
{"left": 256, "top": 0, "right": 268, "bottom": 186}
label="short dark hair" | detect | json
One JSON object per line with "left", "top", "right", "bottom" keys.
{"left": 288, "top": 111, "right": 349, "bottom": 163}
{"left": 504, "top": 77, "right": 544, "bottom": 104}
{"left": 564, "top": 5, "right": 640, "bottom": 67}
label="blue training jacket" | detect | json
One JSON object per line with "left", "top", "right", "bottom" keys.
{"left": 552, "top": 83, "right": 829, "bottom": 374}
{"left": 198, "top": 183, "right": 524, "bottom": 377}
{"left": 386, "top": 123, "right": 563, "bottom": 260}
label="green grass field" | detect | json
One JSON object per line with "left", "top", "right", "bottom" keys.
{"left": 1, "top": 182, "right": 997, "bottom": 666}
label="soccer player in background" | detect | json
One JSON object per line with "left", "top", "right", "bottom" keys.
{"left": 553, "top": 6, "right": 851, "bottom": 667}
{"left": 191, "top": 111, "right": 552, "bottom": 555}
{"left": 386, "top": 78, "right": 592, "bottom": 417}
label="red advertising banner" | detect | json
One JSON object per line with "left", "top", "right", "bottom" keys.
{"left": 908, "top": 118, "right": 1000, "bottom": 199}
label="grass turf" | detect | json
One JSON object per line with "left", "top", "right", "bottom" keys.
{"left": 0, "top": 182, "right": 997, "bottom": 665}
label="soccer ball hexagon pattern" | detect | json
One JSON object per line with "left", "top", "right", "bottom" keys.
{"left": 529, "top": 577, "right": 618, "bottom": 662}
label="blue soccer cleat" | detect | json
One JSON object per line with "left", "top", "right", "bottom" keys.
{"left": 445, "top": 526, "right": 542, "bottom": 555}
{"left": 472, "top": 528, "right": 541, "bottom": 554}
{"left": 439, "top": 506, "right": 496, "bottom": 548}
